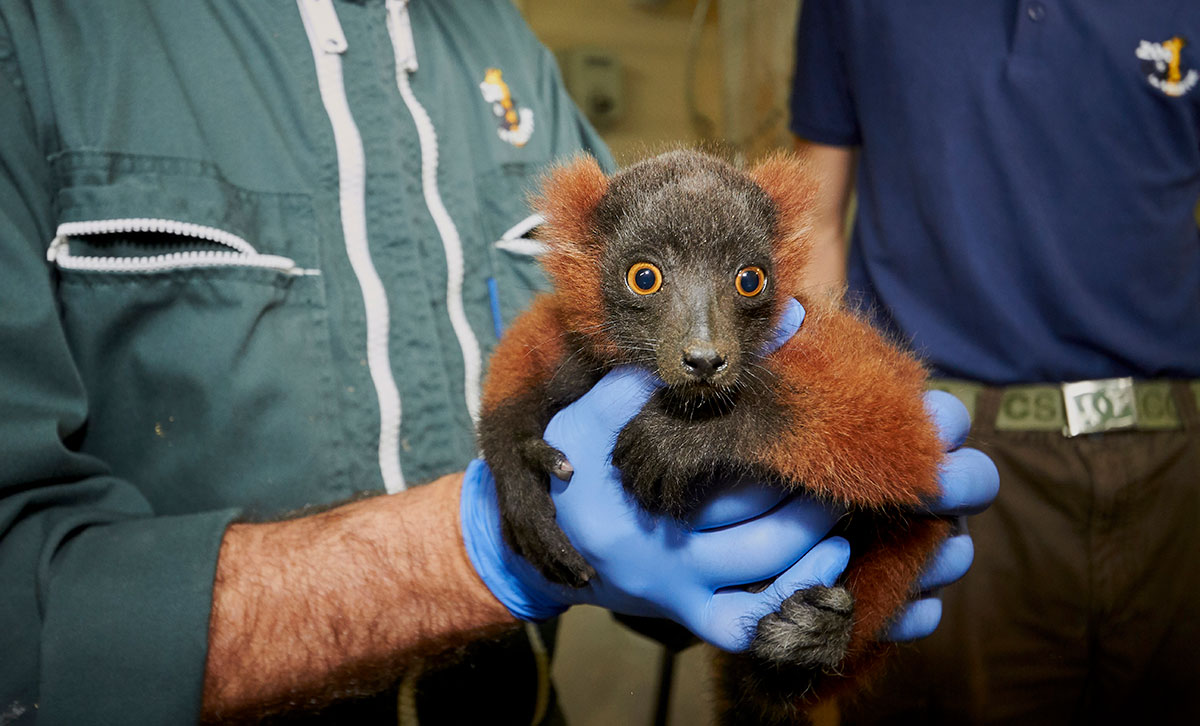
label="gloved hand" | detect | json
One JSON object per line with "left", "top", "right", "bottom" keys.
{"left": 462, "top": 299, "right": 851, "bottom": 651}
{"left": 685, "top": 388, "right": 1000, "bottom": 642}
{"left": 883, "top": 389, "right": 999, "bottom": 641}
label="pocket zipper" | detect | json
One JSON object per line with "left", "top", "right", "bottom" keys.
{"left": 47, "top": 218, "right": 318, "bottom": 276}
{"left": 493, "top": 213, "right": 547, "bottom": 257}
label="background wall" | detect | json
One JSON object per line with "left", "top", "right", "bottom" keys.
{"left": 520, "top": 0, "right": 801, "bottom": 165}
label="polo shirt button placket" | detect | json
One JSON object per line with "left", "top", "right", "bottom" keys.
{"left": 1027, "top": 2, "right": 1047, "bottom": 22}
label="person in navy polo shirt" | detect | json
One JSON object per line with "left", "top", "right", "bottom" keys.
{"left": 790, "top": 1, "right": 1200, "bottom": 723}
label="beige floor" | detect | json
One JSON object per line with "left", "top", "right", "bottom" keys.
{"left": 553, "top": 606, "right": 840, "bottom": 726}
{"left": 553, "top": 605, "right": 716, "bottom": 726}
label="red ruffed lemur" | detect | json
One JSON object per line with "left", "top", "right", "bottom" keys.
{"left": 478, "top": 150, "right": 950, "bottom": 726}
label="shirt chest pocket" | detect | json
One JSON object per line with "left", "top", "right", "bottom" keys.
{"left": 475, "top": 162, "right": 552, "bottom": 340}
{"left": 48, "top": 167, "right": 351, "bottom": 518}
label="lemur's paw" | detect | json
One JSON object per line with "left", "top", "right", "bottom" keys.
{"left": 519, "top": 437, "right": 574, "bottom": 482}
{"left": 750, "top": 585, "right": 854, "bottom": 670}
{"left": 611, "top": 427, "right": 695, "bottom": 518}
{"left": 502, "top": 515, "right": 596, "bottom": 589}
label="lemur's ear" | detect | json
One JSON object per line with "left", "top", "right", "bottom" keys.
{"left": 533, "top": 154, "right": 608, "bottom": 253}
{"left": 749, "top": 152, "right": 818, "bottom": 298}
{"left": 531, "top": 154, "right": 614, "bottom": 352}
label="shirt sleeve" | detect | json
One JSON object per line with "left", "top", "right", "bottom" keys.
{"left": 0, "top": 15, "right": 239, "bottom": 724}
{"left": 789, "top": 0, "right": 861, "bottom": 147}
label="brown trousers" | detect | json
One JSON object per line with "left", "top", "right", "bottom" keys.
{"left": 842, "top": 382, "right": 1200, "bottom": 725}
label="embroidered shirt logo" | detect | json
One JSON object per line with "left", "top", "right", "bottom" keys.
{"left": 1136, "top": 36, "right": 1198, "bottom": 97}
{"left": 480, "top": 68, "right": 535, "bottom": 147}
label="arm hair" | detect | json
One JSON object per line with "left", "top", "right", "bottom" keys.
{"left": 200, "top": 472, "right": 516, "bottom": 721}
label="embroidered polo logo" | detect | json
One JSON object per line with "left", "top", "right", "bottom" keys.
{"left": 1136, "top": 36, "right": 1198, "bottom": 97}
{"left": 480, "top": 68, "right": 535, "bottom": 147}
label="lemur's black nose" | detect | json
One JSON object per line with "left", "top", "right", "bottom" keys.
{"left": 682, "top": 346, "right": 727, "bottom": 378}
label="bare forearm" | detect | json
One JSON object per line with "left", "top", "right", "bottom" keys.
{"left": 804, "top": 224, "right": 849, "bottom": 295}
{"left": 201, "top": 472, "right": 516, "bottom": 720}
{"left": 793, "top": 136, "right": 856, "bottom": 296}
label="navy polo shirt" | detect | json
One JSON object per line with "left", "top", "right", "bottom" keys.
{"left": 790, "top": 0, "right": 1200, "bottom": 384}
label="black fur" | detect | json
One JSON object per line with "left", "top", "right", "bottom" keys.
{"left": 477, "top": 336, "right": 603, "bottom": 587}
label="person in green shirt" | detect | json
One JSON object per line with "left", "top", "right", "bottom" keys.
{"left": 0, "top": 1, "right": 994, "bottom": 723}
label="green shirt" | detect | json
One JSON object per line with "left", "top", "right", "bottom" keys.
{"left": 0, "top": 0, "right": 611, "bottom": 722}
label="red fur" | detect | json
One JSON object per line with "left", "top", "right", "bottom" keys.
{"left": 750, "top": 152, "right": 818, "bottom": 304}
{"left": 530, "top": 155, "right": 618, "bottom": 358}
{"left": 481, "top": 295, "right": 568, "bottom": 414}
{"left": 841, "top": 518, "right": 952, "bottom": 662}
{"left": 758, "top": 301, "right": 942, "bottom": 509}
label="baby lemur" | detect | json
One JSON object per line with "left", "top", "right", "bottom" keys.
{"left": 478, "top": 150, "right": 950, "bottom": 725}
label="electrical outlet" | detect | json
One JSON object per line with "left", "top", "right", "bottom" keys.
{"left": 558, "top": 47, "right": 624, "bottom": 128}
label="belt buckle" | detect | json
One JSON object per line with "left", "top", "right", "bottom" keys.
{"left": 1060, "top": 377, "right": 1137, "bottom": 436}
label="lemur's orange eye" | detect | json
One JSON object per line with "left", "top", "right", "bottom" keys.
{"left": 736, "top": 266, "right": 767, "bottom": 297}
{"left": 627, "top": 262, "right": 662, "bottom": 295}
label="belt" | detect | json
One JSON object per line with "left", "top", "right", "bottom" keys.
{"left": 929, "top": 378, "right": 1200, "bottom": 436}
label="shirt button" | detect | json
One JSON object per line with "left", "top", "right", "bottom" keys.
{"left": 1027, "top": 2, "right": 1047, "bottom": 21}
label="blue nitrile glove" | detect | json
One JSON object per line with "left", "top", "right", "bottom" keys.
{"left": 463, "top": 299, "right": 853, "bottom": 651}
{"left": 884, "top": 390, "right": 1000, "bottom": 641}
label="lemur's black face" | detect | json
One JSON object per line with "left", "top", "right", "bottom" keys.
{"left": 591, "top": 153, "right": 780, "bottom": 399}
